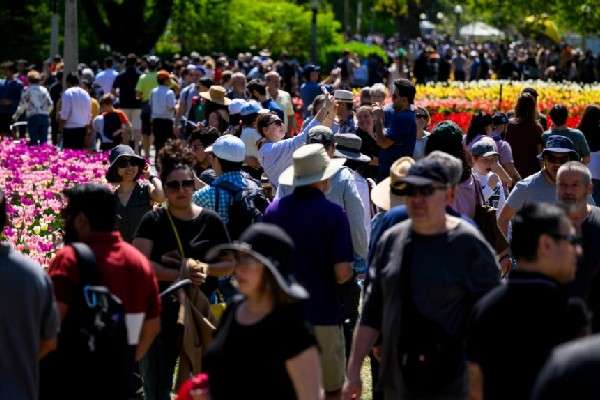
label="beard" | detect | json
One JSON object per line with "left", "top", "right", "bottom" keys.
{"left": 557, "top": 198, "right": 586, "bottom": 214}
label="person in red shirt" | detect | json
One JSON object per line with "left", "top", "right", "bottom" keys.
{"left": 48, "top": 183, "right": 160, "bottom": 362}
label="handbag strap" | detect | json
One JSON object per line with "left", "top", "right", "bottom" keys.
{"left": 165, "top": 206, "right": 186, "bottom": 259}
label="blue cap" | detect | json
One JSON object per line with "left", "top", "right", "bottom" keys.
{"left": 538, "top": 135, "right": 580, "bottom": 161}
{"left": 240, "top": 101, "right": 262, "bottom": 116}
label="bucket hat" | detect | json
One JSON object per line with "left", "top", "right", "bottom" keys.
{"left": 334, "top": 133, "right": 371, "bottom": 162}
{"left": 105, "top": 145, "right": 146, "bottom": 183}
{"left": 278, "top": 143, "right": 345, "bottom": 187}
{"left": 371, "top": 157, "right": 415, "bottom": 211}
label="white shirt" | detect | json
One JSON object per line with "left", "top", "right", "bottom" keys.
{"left": 94, "top": 68, "right": 119, "bottom": 96}
{"left": 60, "top": 86, "right": 91, "bottom": 128}
{"left": 240, "top": 127, "right": 262, "bottom": 159}
{"left": 149, "top": 85, "right": 176, "bottom": 120}
{"left": 473, "top": 170, "right": 506, "bottom": 214}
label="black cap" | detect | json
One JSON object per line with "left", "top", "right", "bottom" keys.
{"left": 400, "top": 158, "right": 452, "bottom": 186}
{"left": 492, "top": 112, "right": 509, "bottom": 125}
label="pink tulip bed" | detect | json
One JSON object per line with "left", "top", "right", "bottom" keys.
{"left": 0, "top": 139, "right": 108, "bottom": 267}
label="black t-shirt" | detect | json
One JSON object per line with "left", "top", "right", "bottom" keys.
{"left": 355, "top": 127, "right": 379, "bottom": 179}
{"left": 466, "top": 270, "right": 574, "bottom": 400}
{"left": 113, "top": 67, "right": 141, "bottom": 109}
{"left": 203, "top": 300, "right": 317, "bottom": 400}
{"left": 570, "top": 206, "right": 600, "bottom": 299}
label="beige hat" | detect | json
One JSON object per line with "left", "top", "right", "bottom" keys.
{"left": 279, "top": 143, "right": 346, "bottom": 187}
{"left": 371, "top": 157, "right": 415, "bottom": 211}
{"left": 334, "top": 89, "right": 354, "bottom": 103}
{"left": 200, "top": 86, "right": 232, "bottom": 106}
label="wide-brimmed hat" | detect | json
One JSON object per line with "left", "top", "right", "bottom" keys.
{"left": 106, "top": 145, "right": 146, "bottom": 183}
{"left": 334, "top": 89, "right": 354, "bottom": 103}
{"left": 334, "top": 133, "right": 371, "bottom": 162}
{"left": 200, "top": 86, "right": 231, "bottom": 106}
{"left": 207, "top": 223, "right": 308, "bottom": 300}
{"left": 279, "top": 143, "right": 345, "bottom": 187}
{"left": 538, "top": 135, "right": 580, "bottom": 161}
{"left": 371, "top": 157, "right": 415, "bottom": 211}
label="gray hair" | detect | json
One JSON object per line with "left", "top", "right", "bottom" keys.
{"left": 557, "top": 161, "right": 592, "bottom": 186}
{"left": 425, "top": 150, "right": 463, "bottom": 186}
{"left": 370, "top": 83, "right": 386, "bottom": 99}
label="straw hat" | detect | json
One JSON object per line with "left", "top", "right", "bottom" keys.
{"left": 371, "top": 157, "right": 415, "bottom": 211}
{"left": 199, "top": 86, "right": 231, "bottom": 106}
{"left": 279, "top": 144, "right": 345, "bottom": 187}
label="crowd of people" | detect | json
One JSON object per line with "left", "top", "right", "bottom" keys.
{"left": 3, "top": 47, "right": 600, "bottom": 400}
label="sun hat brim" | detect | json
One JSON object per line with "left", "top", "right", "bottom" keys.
{"left": 371, "top": 177, "right": 404, "bottom": 211}
{"left": 334, "top": 148, "right": 371, "bottom": 163}
{"left": 199, "top": 91, "right": 232, "bottom": 106}
{"left": 106, "top": 153, "right": 146, "bottom": 183}
{"left": 207, "top": 243, "right": 309, "bottom": 300}
{"left": 278, "top": 158, "right": 346, "bottom": 187}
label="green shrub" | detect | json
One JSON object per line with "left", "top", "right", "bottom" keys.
{"left": 319, "top": 40, "right": 388, "bottom": 70}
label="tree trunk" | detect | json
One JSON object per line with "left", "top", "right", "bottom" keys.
{"left": 63, "top": 0, "right": 78, "bottom": 78}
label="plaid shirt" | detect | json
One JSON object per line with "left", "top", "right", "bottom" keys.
{"left": 192, "top": 171, "right": 245, "bottom": 224}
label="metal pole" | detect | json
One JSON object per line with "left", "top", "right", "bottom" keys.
{"left": 49, "top": 0, "right": 59, "bottom": 59}
{"left": 63, "top": 0, "right": 79, "bottom": 79}
{"left": 311, "top": 6, "right": 318, "bottom": 64}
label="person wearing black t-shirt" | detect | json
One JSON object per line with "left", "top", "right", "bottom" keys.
{"left": 133, "top": 140, "right": 233, "bottom": 400}
{"left": 466, "top": 203, "right": 582, "bottom": 400}
{"left": 113, "top": 54, "right": 142, "bottom": 152}
{"left": 203, "top": 223, "right": 321, "bottom": 400}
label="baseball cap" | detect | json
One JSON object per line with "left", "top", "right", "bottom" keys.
{"left": 492, "top": 112, "right": 509, "bottom": 126}
{"left": 205, "top": 134, "right": 246, "bottom": 163}
{"left": 228, "top": 99, "right": 247, "bottom": 115}
{"left": 399, "top": 158, "right": 452, "bottom": 186}
{"left": 240, "top": 101, "right": 262, "bottom": 116}
{"left": 538, "top": 135, "right": 580, "bottom": 161}
{"left": 157, "top": 70, "right": 170, "bottom": 80}
{"left": 471, "top": 138, "right": 499, "bottom": 158}
{"left": 303, "top": 64, "right": 321, "bottom": 74}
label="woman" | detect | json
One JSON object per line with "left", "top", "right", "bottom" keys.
{"left": 12, "top": 70, "right": 53, "bottom": 145}
{"left": 505, "top": 93, "right": 544, "bottom": 179}
{"left": 203, "top": 223, "right": 322, "bottom": 400}
{"left": 106, "top": 144, "right": 165, "bottom": 243}
{"left": 465, "top": 111, "right": 493, "bottom": 147}
{"left": 206, "top": 109, "right": 229, "bottom": 133}
{"left": 578, "top": 104, "right": 600, "bottom": 204}
{"left": 355, "top": 105, "right": 380, "bottom": 179}
{"left": 412, "top": 106, "right": 431, "bottom": 160}
{"left": 258, "top": 95, "right": 334, "bottom": 187}
{"left": 188, "top": 127, "right": 219, "bottom": 178}
{"left": 133, "top": 139, "right": 234, "bottom": 400}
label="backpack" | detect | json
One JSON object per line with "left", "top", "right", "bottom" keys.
{"left": 214, "top": 179, "right": 270, "bottom": 240}
{"left": 39, "top": 243, "right": 133, "bottom": 400}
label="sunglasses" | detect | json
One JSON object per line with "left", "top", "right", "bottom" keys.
{"left": 416, "top": 114, "right": 428, "bottom": 120}
{"left": 549, "top": 233, "right": 580, "bottom": 246}
{"left": 544, "top": 154, "right": 571, "bottom": 165}
{"left": 116, "top": 157, "right": 138, "bottom": 168}
{"left": 393, "top": 184, "right": 447, "bottom": 197}
{"left": 165, "top": 179, "right": 195, "bottom": 191}
{"left": 268, "top": 119, "right": 283, "bottom": 127}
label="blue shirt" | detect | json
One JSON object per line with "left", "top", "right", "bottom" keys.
{"left": 262, "top": 98, "right": 284, "bottom": 121}
{"left": 192, "top": 171, "right": 246, "bottom": 224}
{"left": 378, "top": 105, "right": 416, "bottom": 181}
{"left": 263, "top": 186, "right": 354, "bottom": 325}
{"left": 0, "top": 78, "right": 23, "bottom": 114}
{"left": 300, "top": 81, "right": 322, "bottom": 118}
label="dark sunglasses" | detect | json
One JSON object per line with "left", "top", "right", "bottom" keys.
{"left": 115, "top": 157, "right": 138, "bottom": 168}
{"left": 544, "top": 154, "right": 571, "bottom": 165}
{"left": 165, "top": 179, "right": 195, "bottom": 191}
{"left": 549, "top": 233, "right": 580, "bottom": 246}
{"left": 392, "top": 183, "right": 447, "bottom": 197}
{"left": 268, "top": 119, "right": 283, "bottom": 127}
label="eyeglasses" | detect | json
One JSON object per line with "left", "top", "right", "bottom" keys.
{"left": 393, "top": 183, "right": 447, "bottom": 197}
{"left": 549, "top": 233, "right": 580, "bottom": 246}
{"left": 116, "top": 157, "right": 137, "bottom": 168}
{"left": 544, "top": 154, "right": 571, "bottom": 165}
{"left": 165, "top": 179, "right": 195, "bottom": 192}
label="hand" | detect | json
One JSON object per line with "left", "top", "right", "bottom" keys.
{"left": 341, "top": 376, "right": 362, "bottom": 400}
{"left": 141, "top": 164, "right": 151, "bottom": 180}
{"left": 488, "top": 173, "right": 499, "bottom": 188}
{"left": 185, "top": 259, "right": 208, "bottom": 286}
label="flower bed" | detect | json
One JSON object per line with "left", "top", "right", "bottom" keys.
{"left": 0, "top": 139, "right": 108, "bottom": 266}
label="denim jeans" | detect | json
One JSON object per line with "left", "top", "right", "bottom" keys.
{"left": 27, "top": 114, "right": 49, "bottom": 144}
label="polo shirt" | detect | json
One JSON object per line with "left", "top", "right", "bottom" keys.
{"left": 300, "top": 81, "right": 322, "bottom": 117}
{"left": 135, "top": 71, "right": 158, "bottom": 102}
{"left": 261, "top": 98, "right": 284, "bottom": 121}
{"left": 466, "top": 270, "right": 574, "bottom": 400}
{"left": 48, "top": 232, "right": 160, "bottom": 345}
{"left": 378, "top": 105, "right": 417, "bottom": 181}
{"left": 94, "top": 68, "right": 118, "bottom": 96}
{"left": 263, "top": 186, "right": 354, "bottom": 325}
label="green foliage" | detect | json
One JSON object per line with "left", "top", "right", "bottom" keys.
{"left": 319, "top": 40, "right": 388, "bottom": 68}
{"left": 0, "top": 1, "right": 52, "bottom": 62}
{"left": 157, "top": 0, "right": 343, "bottom": 61}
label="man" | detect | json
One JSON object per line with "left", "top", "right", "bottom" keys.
{"left": 556, "top": 161, "right": 600, "bottom": 330}
{"left": 94, "top": 57, "right": 119, "bottom": 97}
{"left": 238, "top": 101, "right": 263, "bottom": 176}
{"left": 543, "top": 105, "right": 591, "bottom": 164}
{"left": 532, "top": 334, "right": 600, "bottom": 400}
{"left": 247, "top": 79, "right": 284, "bottom": 121}
{"left": 45, "top": 184, "right": 160, "bottom": 399}
{"left": 113, "top": 54, "right": 142, "bottom": 153}
{"left": 149, "top": 70, "right": 176, "bottom": 154}
{"left": 136, "top": 55, "right": 159, "bottom": 158}
{"left": 175, "top": 65, "right": 202, "bottom": 137}
{"left": 265, "top": 71, "right": 296, "bottom": 135}
{"left": 452, "top": 48, "right": 467, "bottom": 81}
{"left": 467, "top": 203, "right": 581, "bottom": 400}
{"left": 0, "top": 188, "right": 59, "bottom": 400}
{"left": 192, "top": 134, "right": 259, "bottom": 225}
{"left": 343, "top": 157, "right": 499, "bottom": 400}
{"left": 373, "top": 78, "right": 417, "bottom": 182}
{"left": 331, "top": 90, "right": 356, "bottom": 134}
{"left": 226, "top": 72, "right": 247, "bottom": 100}
{"left": 59, "top": 72, "right": 92, "bottom": 149}
{"left": 0, "top": 61, "right": 24, "bottom": 136}
{"left": 497, "top": 135, "right": 583, "bottom": 238}
{"left": 300, "top": 64, "right": 322, "bottom": 118}
{"left": 264, "top": 143, "right": 354, "bottom": 400}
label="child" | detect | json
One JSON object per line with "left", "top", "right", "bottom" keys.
{"left": 471, "top": 137, "right": 507, "bottom": 212}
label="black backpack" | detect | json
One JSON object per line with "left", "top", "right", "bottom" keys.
{"left": 39, "top": 243, "right": 134, "bottom": 400}
{"left": 214, "top": 179, "right": 270, "bottom": 240}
